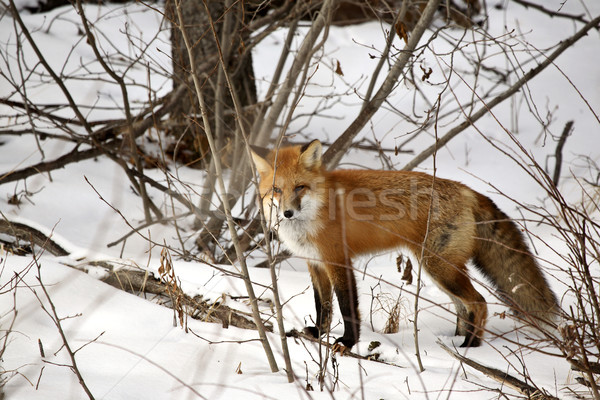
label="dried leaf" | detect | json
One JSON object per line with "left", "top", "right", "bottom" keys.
{"left": 420, "top": 65, "right": 433, "bottom": 81}
{"left": 335, "top": 59, "right": 344, "bottom": 76}
{"left": 395, "top": 20, "right": 409, "bottom": 45}
{"left": 8, "top": 194, "right": 20, "bottom": 205}
{"left": 401, "top": 258, "right": 413, "bottom": 285}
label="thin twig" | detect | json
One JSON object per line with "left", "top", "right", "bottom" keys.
{"left": 511, "top": 0, "right": 593, "bottom": 26}
{"left": 552, "top": 120, "right": 573, "bottom": 186}
{"left": 6, "top": 0, "right": 93, "bottom": 135}
{"left": 286, "top": 329, "right": 405, "bottom": 369}
{"left": 32, "top": 257, "right": 96, "bottom": 400}
{"left": 75, "top": 0, "right": 156, "bottom": 222}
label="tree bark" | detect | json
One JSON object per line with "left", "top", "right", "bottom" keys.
{"left": 166, "top": 0, "right": 257, "bottom": 167}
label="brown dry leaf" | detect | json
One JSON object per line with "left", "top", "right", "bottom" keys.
{"left": 335, "top": 59, "right": 344, "bottom": 76}
{"left": 395, "top": 20, "right": 409, "bottom": 45}
{"left": 420, "top": 65, "right": 433, "bottom": 81}
{"left": 401, "top": 257, "right": 413, "bottom": 285}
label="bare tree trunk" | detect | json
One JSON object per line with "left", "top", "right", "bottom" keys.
{"left": 166, "top": 0, "right": 259, "bottom": 251}
{"left": 166, "top": 0, "right": 257, "bottom": 167}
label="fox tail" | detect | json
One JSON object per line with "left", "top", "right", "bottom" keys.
{"left": 472, "top": 193, "right": 559, "bottom": 326}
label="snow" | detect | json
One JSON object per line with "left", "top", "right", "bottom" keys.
{"left": 1, "top": 0, "right": 599, "bottom": 399}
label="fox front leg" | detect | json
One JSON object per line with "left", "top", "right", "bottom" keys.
{"left": 304, "top": 263, "right": 333, "bottom": 338}
{"left": 330, "top": 263, "right": 360, "bottom": 350}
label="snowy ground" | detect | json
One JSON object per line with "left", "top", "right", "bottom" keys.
{"left": 1, "top": 0, "right": 599, "bottom": 399}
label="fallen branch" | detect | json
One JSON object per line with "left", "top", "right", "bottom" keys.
{"left": 100, "top": 267, "right": 268, "bottom": 332}
{"left": 437, "top": 339, "right": 559, "bottom": 400}
{"left": 0, "top": 218, "right": 266, "bottom": 333}
{"left": 0, "top": 219, "right": 68, "bottom": 257}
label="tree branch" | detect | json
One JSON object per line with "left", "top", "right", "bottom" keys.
{"left": 252, "top": 0, "right": 337, "bottom": 147}
{"left": 175, "top": 0, "right": 279, "bottom": 373}
{"left": 402, "top": 14, "right": 600, "bottom": 171}
{"left": 0, "top": 144, "right": 105, "bottom": 185}
{"left": 512, "top": 0, "right": 594, "bottom": 26}
{"left": 323, "top": 0, "right": 442, "bottom": 169}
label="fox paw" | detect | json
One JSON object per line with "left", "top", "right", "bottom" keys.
{"left": 459, "top": 334, "right": 481, "bottom": 348}
{"left": 331, "top": 341, "right": 351, "bottom": 355}
{"left": 332, "top": 336, "right": 355, "bottom": 355}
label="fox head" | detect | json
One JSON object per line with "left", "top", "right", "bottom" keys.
{"left": 250, "top": 140, "right": 326, "bottom": 227}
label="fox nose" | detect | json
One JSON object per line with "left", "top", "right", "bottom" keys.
{"left": 283, "top": 210, "right": 294, "bottom": 219}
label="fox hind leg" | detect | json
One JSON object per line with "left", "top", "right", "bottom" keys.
{"left": 424, "top": 257, "right": 488, "bottom": 347}
{"left": 448, "top": 294, "right": 469, "bottom": 336}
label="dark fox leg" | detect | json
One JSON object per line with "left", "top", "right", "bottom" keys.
{"left": 449, "top": 294, "right": 469, "bottom": 336}
{"left": 304, "top": 263, "right": 333, "bottom": 338}
{"left": 425, "top": 257, "right": 488, "bottom": 347}
{"left": 328, "top": 262, "right": 360, "bottom": 349}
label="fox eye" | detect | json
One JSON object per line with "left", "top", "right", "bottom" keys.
{"left": 273, "top": 186, "right": 282, "bottom": 194}
{"left": 294, "top": 185, "right": 306, "bottom": 193}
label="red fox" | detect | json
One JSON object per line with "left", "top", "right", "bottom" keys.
{"left": 251, "top": 139, "right": 558, "bottom": 349}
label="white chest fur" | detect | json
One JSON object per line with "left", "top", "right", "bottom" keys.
{"left": 266, "top": 191, "right": 325, "bottom": 263}
{"left": 276, "top": 219, "right": 322, "bottom": 262}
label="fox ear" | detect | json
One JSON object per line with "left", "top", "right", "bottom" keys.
{"left": 299, "top": 140, "right": 322, "bottom": 170}
{"left": 250, "top": 148, "right": 272, "bottom": 176}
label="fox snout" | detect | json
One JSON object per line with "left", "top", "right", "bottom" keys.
{"left": 282, "top": 201, "right": 301, "bottom": 218}
{"left": 277, "top": 191, "right": 319, "bottom": 221}
{"left": 279, "top": 193, "right": 302, "bottom": 219}
{"left": 265, "top": 195, "right": 301, "bottom": 220}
